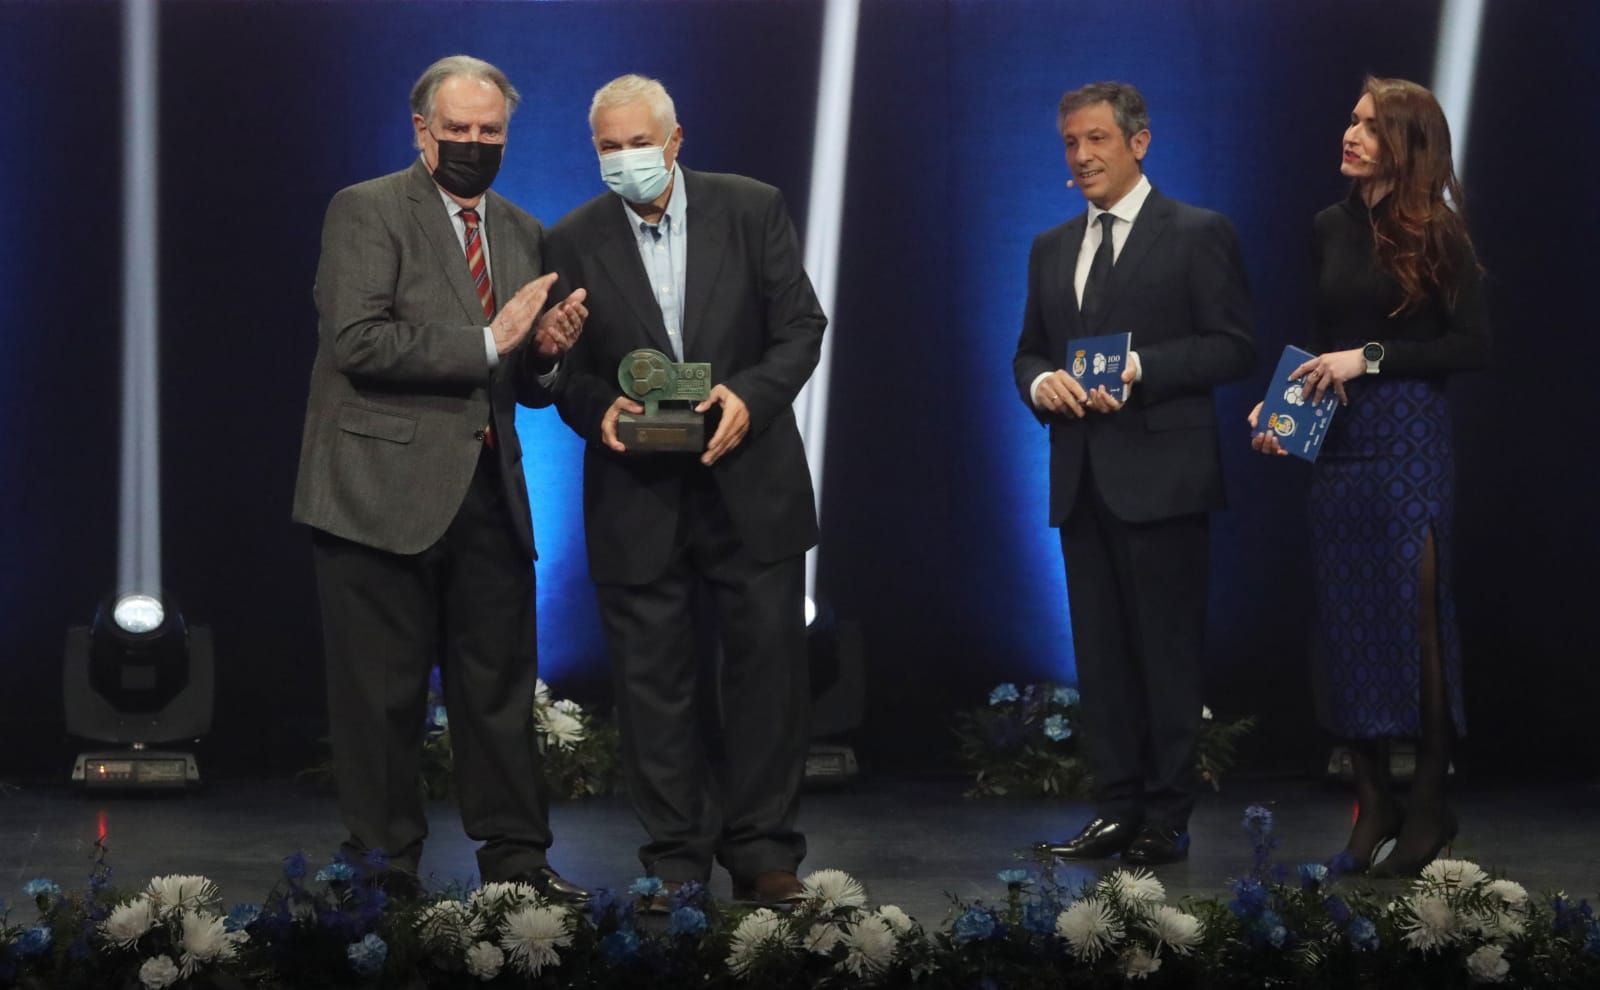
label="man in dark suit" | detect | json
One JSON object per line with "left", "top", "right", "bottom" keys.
{"left": 545, "top": 74, "right": 825, "bottom": 906}
{"left": 293, "top": 55, "right": 589, "bottom": 900}
{"left": 1014, "top": 81, "right": 1255, "bottom": 865}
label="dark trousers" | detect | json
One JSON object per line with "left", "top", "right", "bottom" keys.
{"left": 312, "top": 448, "right": 550, "bottom": 881}
{"left": 1060, "top": 472, "right": 1209, "bottom": 830}
{"left": 595, "top": 469, "right": 808, "bottom": 883}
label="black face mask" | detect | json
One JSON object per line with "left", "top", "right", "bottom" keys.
{"left": 430, "top": 138, "right": 503, "bottom": 199}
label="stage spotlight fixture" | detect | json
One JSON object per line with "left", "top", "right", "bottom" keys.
{"left": 64, "top": 593, "right": 212, "bottom": 790}
{"left": 804, "top": 600, "right": 865, "bottom": 787}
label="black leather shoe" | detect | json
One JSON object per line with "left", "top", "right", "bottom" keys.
{"left": 520, "top": 866, "right": 590, "bottom": 904}
{"left": 1121, "top": 825, "right": 1190, "bottom": 866}
{"left": 731, "top": 870, "right": 806, "bottom": 907}
{"left": 1037, "top": 817, "right": 1140, "bottom": 860}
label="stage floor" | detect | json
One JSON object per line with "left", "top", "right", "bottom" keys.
{"left": 3, "top": 776, "right": 1596, "bottom": 921}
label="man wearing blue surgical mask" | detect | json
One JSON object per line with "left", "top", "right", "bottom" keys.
{"left": 545, "top": 74, "right": 827, "bottom": 910}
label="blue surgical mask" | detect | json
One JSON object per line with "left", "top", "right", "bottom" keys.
{"left": 599, "top": 144, "right": 673, "bottom": 203}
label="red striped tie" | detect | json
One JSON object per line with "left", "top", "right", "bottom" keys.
{"left": 461, "top": 207, "right": 497, "bottom": 449}
{"left": 460, "top": 207, "right": 495, "bottom": 319}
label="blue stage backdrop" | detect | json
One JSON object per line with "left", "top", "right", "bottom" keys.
{"left": 2, "top": 0, "right": 1596, "bottom": 780}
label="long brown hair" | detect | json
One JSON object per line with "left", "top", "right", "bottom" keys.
{"left": 1361, "top": 76, "right": 1478, "bottom": 314}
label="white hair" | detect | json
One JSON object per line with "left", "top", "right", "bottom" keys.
{"left": 410, "top": 55, "right": 520, "bottom": 123}
{"left": 588, "top": 74, "right": 677, "bottom": 137}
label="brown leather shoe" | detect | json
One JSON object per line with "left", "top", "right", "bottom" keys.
{"left": 731, "top": 870, "right": 806, "bottom": 907}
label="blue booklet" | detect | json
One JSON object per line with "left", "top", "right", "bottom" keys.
{"left": 1258, "top": 345, "right": 1338, "bottom": 461}
{"left": 1065, "top": 332, "right": 1132, "bottom": 402}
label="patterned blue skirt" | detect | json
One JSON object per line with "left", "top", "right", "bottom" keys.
{"left": 1308, "top": 378, "right": 1465, "bottom": 739}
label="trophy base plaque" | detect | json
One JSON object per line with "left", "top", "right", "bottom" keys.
{"left": 618, "top": 409, "right": 704, "bottom": 453}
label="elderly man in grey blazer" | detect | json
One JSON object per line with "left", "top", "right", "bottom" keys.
{"left": 293, "top": 55, "right": 589, "bottom": 901}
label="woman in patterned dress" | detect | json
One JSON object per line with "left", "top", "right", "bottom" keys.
{"left": 1250, "top": 76, "right": 1490, "bottom": 877}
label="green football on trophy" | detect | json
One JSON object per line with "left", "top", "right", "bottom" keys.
{"left": 615, "top": 348, "right": 712, "bottom": 452}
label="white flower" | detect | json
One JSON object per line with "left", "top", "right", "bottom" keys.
{"left": 1401, "top": 893, "right": 1461, "bottom": 951}
{"left": 138, "top": 954, "right": 181, "bottom": 989}
{"left": 727, "top": 908, "right": 799, "bottom": 977}
{"left": 805, "top": 921, "right": 843, "bottom": 955}
{"left": 802, "top": 869, "right": 868, "bottom": 911}
{"left": 840, "top": 914, "right": 897, "bottom": 976}
{"left": 1146, "top": 904, "right": 1204, "bottom": 954}
{"left": 177, "top": 910, "right": 245, "bottom": 976}
{"left": 101, "top": 896, "right": 156, "bottom": 948}
{"left": 469, "top": 882, "right": 543, "bottom": 915}
{"left": 465, "top": 940, "right": 505, "bottom": 981}
{"left": 418, "top": 900, "right": 484, "bottom": 951}
{"left": 1485, "top": 879, "right": 1528, "bottom": 906}
{"left": 498, "top": 904, "right": 571, "bottom": 976}
{"left": 534, "top": 678, "right": 552, "bottom": 707}
{"left": 1466, "top": 943, "right": 1511, "bottom": 983}
{"left": 1421, "top": 859, "right": 1488, "bottom": 890}
{"left": 535, "top": 706, "right": 585, "bottom": 749}
{"left": 1201, "top": 705, "right": 1214, "bottom": 720}
{"left": 1122, "top": 945, "right": 1163, "bottom": 980}
{"left": 1056, "top": 898, "right": 1123, "bottom": 961}
{"left": 876, "top": 905, "right": 916, "bottom": 936}
{"left": 1468, "top": 907, "right": 1526, "bottom": 941}
{"left": 1107, "top": 868, "right": 1166, "bottom": 907}
{"left": 553, "top": 698, "right": 583, "bottom": 716}
{"left": 144, "top": 875, "right": 220, "bottom": 917}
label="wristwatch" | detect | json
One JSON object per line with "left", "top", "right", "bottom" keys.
{"left": 1362, "top": 341, "right": 1385, "bottom": 375}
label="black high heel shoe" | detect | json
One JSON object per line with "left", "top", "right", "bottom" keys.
{"left": 1330, "top": 805, "right": 1404, "bottom": 876}
{"left": 1368, "top": 808, "right": 1459, "bottom": 880}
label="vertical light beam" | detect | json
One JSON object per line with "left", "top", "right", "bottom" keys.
{"left": 795, "top": 0, "right": 860, "bottom": 604}
{"left": 1432, "top": 0, "right": 1485, "bottom": 174}
{"left": 117, "top": 0, "right": 161, "bottom": 600}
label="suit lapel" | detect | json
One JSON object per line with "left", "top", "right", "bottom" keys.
{"left": 680, "top": 169, "right": 726, "bottom": 359}
{"left": 484, "top": 189, "right": 529, "bottom": 312}
{"left": 1092, "top": 187, "right": 1173, "bottom": 332}
{"left": 405, "top": 160, "right": 485, "bottom": 323}
{"left": 592, "top": 202, "right": 676, "bottom": 357}
{"left": 1048, "top": 214, "right": 1087, "bottom": 341}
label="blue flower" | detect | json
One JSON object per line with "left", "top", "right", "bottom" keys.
{"left": 1348, "top": 916, "right": 1379, "bottom": 951}
{"left": 346, "top": 932, "right": 388, "bottom": 975}
{"left": 1322, "top": 895, "right": 1352, "bottom": 926}
{"left": 362, "top": 848, "right": 388, "bottom": 874}
{"left": 225, "top": 903, "right": 261, "bottom": 933}
{"left": 600, "top": 928, "right": 641, "bottom": 963}
{"left": 1326, "top": 849, "right": 1359, "bottom": 879}
{"left": 628, "top": 876, "right": 663, "bottom": 898}
{"left": 1242, "top": 805, "right": 1274, "bottom": 836}
{"left": 1021, "top": 897, "right": 1060, "bottom": 935}
{"left": 316, "top": 861, "right": 356, "bottom": 884}
{"left": 430, "top": 705, "right": 449, "bottom": 730}
{"left": 1042, "top": 714, "right": 1072, "bottom": 741}
{"left": 283, "top": 852, "right": 308, "bottom": 882}
{"left": 586, "top": 888, "right": 634, "bottom": 928}
{"left": 1298, "top": 863, "right": 1329, "bottom": 889}
{"left": 1052, "top": 685, "right": 1080, "bottom": 707}
{"left": 996, "top": 869, "right": 1030, "bottom": 887}
{"left": 952, "top": 906, "right": 998, "bottom": 943}
{"left": 15, "top": 925, "right": 52, "bottom": 958}
{"left": 1258, "top": 910, "right": 1288, "bottom": 948}
{"left": 988, "top": 683, "right": 1020, "bottom": 706}
{"left": 22, "top": 879, "right": 61, "bottom": 901}
{"left": 670, "top": 880, "right": 708, "bottom": 911}
{"left": 668, "top": 906, "right": 708, "bottom": 937}
{"left": 1228, "top": 878, "right": 1268, "bottom": 918}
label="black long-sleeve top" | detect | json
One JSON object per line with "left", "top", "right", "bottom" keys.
{"left": 1312, "top": 193, "right": 1490, "bottom": 377}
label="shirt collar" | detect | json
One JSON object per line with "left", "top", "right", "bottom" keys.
{"left": 623, "top": 163, "right": 686, "bottom": 233}
{"left": 1088, "top": 172, "right": 1152, "bottom": 228}
{"left": 422, "top": 154, "right": 487, "bottom": 218}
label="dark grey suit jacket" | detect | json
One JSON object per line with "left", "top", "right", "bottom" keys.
{"left": 1012, "top": 187, "right": 1256, "bottom": 526}
{"left": 293, "top": 159, "right": 553, "bottom": 558}
{"left": 547, "top": 168, "right": 826, "bottom": 586}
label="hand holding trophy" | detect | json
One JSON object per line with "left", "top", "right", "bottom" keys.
{"left": 614, "top": 349, "right": 713, "bottom": 452}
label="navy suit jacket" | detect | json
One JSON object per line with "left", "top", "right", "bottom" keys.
{"left": 1012, "top": 187, "right": 1256, "bottom": 525}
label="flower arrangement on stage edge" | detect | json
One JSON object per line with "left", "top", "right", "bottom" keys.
{"left": 300, "top": 674, "right": 622, "bottom": 802}
{"left": 5, "top": 809, "right": 1600, "bottom": 988}
{"left": 954, "top": 681, "right": 1256, "bottom": 798}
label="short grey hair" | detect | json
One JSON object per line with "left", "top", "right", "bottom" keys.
{"left": 410, "top": 55, "right": 521, "bottom": 122}
{"left": 1058, "top": 81, "right": 1149, "bottom": 142}
{"left": 589, "top": 74, "right": 677, "bottom": 137}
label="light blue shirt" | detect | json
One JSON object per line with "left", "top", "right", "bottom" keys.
{"left": 622, "top": 164, "right": 688, "bottom": 361}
